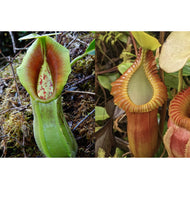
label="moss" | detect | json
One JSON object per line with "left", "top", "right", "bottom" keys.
{"left": 0, "top": 54, "right": 42, "bottom": 157}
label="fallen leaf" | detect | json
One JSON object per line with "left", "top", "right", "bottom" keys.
{"left": 105, "top": 99, "right": 125, "bottom": 119}
{"left": 105, "top": 99, "right": 115, "bottom": 117}
{"left": 113, "top": 105, "right": 125, "bottom": 120}
{"left": 118, "top": 62, "right": 133, "bottom": 74}
{"left": 97, "top": 73, "right": 120, "bottom": 91}
{"left": 95, "top": 118, "right": 116, "bottom": 157}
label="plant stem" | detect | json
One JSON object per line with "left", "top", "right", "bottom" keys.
{"left": 70, "top": 53, "right": 87, "bottom": 67}
{"left": 158, "top": 31, "right": 167, "bottom": 137}
{"left": 129, "top": 32, "right": 138, "bottom": 56}
{"left": 9, "top": 31, "right": 16, "bottom": 54}
{"left": 72, "top": 109, "right": 95, "bottom": 131}
{"left": 178, "top": 69, "right": 183, "bottom": 92}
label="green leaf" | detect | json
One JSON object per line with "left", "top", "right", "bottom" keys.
{"left": 182, "top": 65, "right": 190, "bottom": 76}
{"left": 19, "top": 33, "right": 61, "bottom": 41}
{"left": 95, "top": 126, "right": 102, "bottom": 132}
{"left": 95, "top": 106, "right": 110, "bottom": 121}
{"left": 85, "top": 39, "right": 95, "bottom": 55}
{"left": 159, "top": 32, "right": 190, "bottom": 73}
{"left": 164, "top": 72, "right": 187, "bottom": 99}
{"left": 164, "top": 72, "right": 179, "bottom": 90}
{"left": 113, "top": 147, "right": 125, "bottom": 158}
{"left": 70, "top": 39, "right": 95, "bottom": 66}
{"left": 117, "top": 32, "right": 128, "bottom": 43}
{"left": 19, "top": 33, "right": 40, "bottom": 40}
{"left": 98, "top": 72, "right": 120, "bottom": 91}
{"left": 131, "top": 31, "right": 161, "bottom": 50}
{"left": 118, "top": 62, "right": 133, "bottom": 74}
{"left": 172, "top": 64, "right": 190, "bottom": 77}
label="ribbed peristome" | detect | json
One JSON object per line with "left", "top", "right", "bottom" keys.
{"left": 169, "top": 87, "right": 190, "bottom": 131}
{"left": 17, "top": 36, "right": 71, "bottom": 103}
{"left": 163, "top": 87, "right": 190, "bottom": 157}
{"left": 111, "top": 48, "right": 167, "bottom": 113}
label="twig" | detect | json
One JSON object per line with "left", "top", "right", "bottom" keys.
{"left": 0, "top": 40, "right": 34, "bottom": 72}
{"left": 14, "top": 47, "right": 29, "bottom": 51}
{"left": 129, "top": 32, "right": 138, "bottom": 56}
{"left": 85, "top": 142, "right": 94, "bottom": 152}
{"left": 96, "top": 43, "right": 115, "bottom": 65}
{"left": 122, "top": 151, "right": 132, "bottom": 157}
{"left": 0, "top": 104, "right": 30, "bottom": 115}
{"left": 56, "top": 31, "right": 67, "bottom": 43}
{"left": 63, "top": 90, "right": 95, "bottom": 95}
{"left": 115, "top": 136, "right": 129, "bottom": 152}
{"left": 0, "top": 135, "right": 9, "bottom": 139}
{"left": 0, "top": 62, "right": 10, "bottom": 72}
{"left": 1, "top": 39, "right": 35, "bottom": 106}
{"left": 67, "top": 33, "right": 88, "bottom": 46}
{"left": 113, "top": 114, "right": 126, "bottom": 134}
{"left": 67, "top": 74, "right": 94, "bottom": 88}
{"left": 0, "top": 50, "right": 9, "bottom": 60}
{"left": 72, "top": 109, "right": 95, "bottom": 131}
{"left": 10, "top": 62, "right": 22, "bottom": 105}
{"left": 66, "top": 32, "right": 78, "bottom": 48}
{"left": 9, "top": 31, "right": 16, "bottom": 54}
{"left": 96, "top": 66, "right": 118, "bottom": 75}
{"left": 13, "top": 40, "right": 34, "bottom": 60}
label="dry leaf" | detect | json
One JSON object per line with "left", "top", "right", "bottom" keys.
{"left": 95, "top": 118, "right": 116, "bottom": 157}
{"left": 159, "top": 31, "right": 190, "bottom": 73}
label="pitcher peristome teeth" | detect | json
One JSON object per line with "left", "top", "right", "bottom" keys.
{"left": 169, "top": 87, "right": 190, "bottom": 131}
{"left": 111, "top": 48, "right": 167, "bottom": 113}
{"left": 164, "top": 87, "right": 190, "bottom": 157}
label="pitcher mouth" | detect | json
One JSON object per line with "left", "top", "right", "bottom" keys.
{"left": 111, "top": 48, "right": 167, "bottom": 113}
{"left": 17, "top": 36, "right": 71, "bottom": 103}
